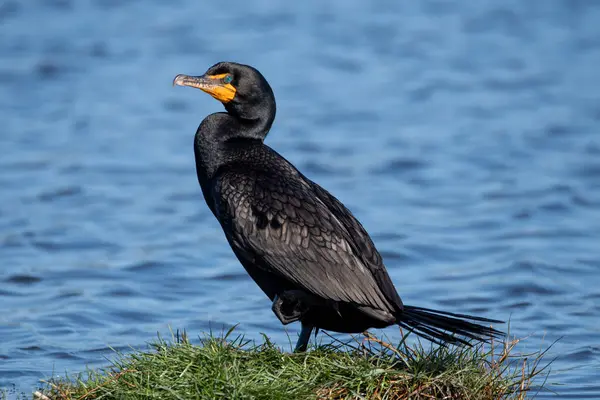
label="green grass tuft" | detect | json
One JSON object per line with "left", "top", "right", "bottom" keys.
{"left": 35, "top": 328, "right": 552, "bottom": 400}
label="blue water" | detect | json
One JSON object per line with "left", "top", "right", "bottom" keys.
{"left": 1, "top": 0, "right": 599, "bottom": 398}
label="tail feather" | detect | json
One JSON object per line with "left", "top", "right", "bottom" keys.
{"left": 398, "top": 305, "right": 504, "bottom": 346}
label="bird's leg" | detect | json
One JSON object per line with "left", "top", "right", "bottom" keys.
{"left": 272, "top": 290, "right": 315, "bottom": 325}
{"left": 294, "top": 322, "right": 313, "bottom": 352}
{"left": 272, "top": 294, "right": 301, "bottom": 325}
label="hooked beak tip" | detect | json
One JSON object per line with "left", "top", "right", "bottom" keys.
{"left": 173, "top": 74, "right": 187, "bottom": 87}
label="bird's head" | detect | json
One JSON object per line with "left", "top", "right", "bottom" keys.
{"left": 173, "top": 61, "right": 275, "bottom": 120}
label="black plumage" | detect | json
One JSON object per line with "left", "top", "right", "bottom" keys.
{"left": 173, "top": 62, "right": 504, "bottom": 351}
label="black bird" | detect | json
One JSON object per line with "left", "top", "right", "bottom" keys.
{"left": 173, "top": 62, "right": 503, "bottom": 352}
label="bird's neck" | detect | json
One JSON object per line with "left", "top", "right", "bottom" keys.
{"left": 226, "top": 100, "right": 276, "bottom": 141}
{"left": 193, "top": 111, "right": 273, "bottom": 185}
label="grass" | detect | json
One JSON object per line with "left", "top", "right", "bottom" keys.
{"left": 32, "top": 327, "right": 552, "bottom": 400}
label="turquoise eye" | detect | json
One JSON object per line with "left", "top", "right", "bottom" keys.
{"left": 223, "top": 75, "right": 233, "bottom": 84}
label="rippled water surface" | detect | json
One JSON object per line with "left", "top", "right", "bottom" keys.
{"left": 1, "top": 0, "right": 600, "bottom": 398}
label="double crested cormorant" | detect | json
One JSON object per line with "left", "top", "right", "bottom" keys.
{"left": 173, "top": 62, "right": 503, "bottom": 352}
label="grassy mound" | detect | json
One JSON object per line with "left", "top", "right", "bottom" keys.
{"left": 35, "top": 328, "right": 551, "bottom": 399}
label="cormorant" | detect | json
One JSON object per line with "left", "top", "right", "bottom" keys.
{"left": 173, "top": 62, "right": 503, "bottom": 352}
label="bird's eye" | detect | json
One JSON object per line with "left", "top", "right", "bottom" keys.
{"left": 223, "top": 75, "right": 233, "bottom": 84}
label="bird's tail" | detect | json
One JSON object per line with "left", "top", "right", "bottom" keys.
{"left": 398, "top": 305, "right": 504, "bottom": 346}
